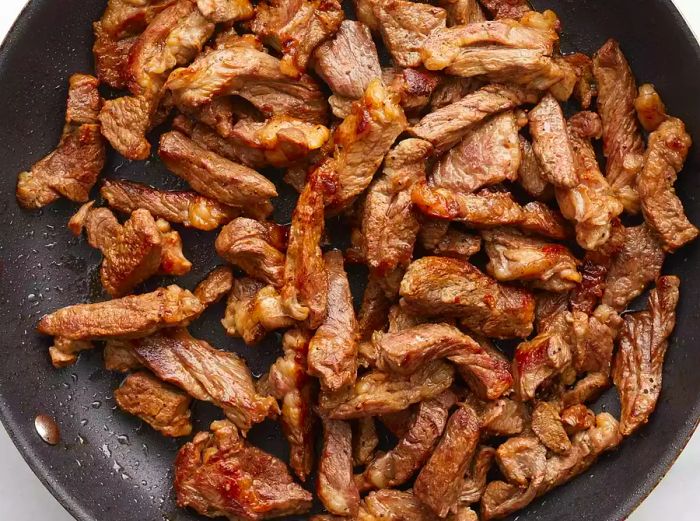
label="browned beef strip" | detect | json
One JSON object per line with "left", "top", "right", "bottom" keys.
{"left": 563, "top": 53, "right": 597, "bottom": 109}
{"left": 352, "top": 418, "right": 379, "bottom": 466}
{"left": 357, "top": 274, "right": 392, "bottom": 343}
{"left": 351, "top": 489, "right": 477, "bottom": 521}
{"left": 479, "top": 0, "right": 532, "bottom": 19}
{"left": 634, "top": 83, "right": 668, "bottom": 132}
{"left": 438, "top": 0, "right": 486, "bottom": 26}
{"left": 318, "top": 419, "right": 360, "bottom": 516}
{"left": 115, "top": 371, "right": 192, "bottom": 437}
{"left": 175, "top": 420, "right": 312, "bottom": 520}
{"left": 383, "top": 67, "right": 441, "bottom": 116}
{"left": 517, "top": 136, "right": 552, "bottom": 200}
{"left": 457, "top": 445, "right": 495, "bottom": 506}
{"left": 193, "top": 266, "right": 234, "bottom": 307}
{"left": 613, "top": 276, "right": 680, "bottom": 436}
{"left": 512, "top": 331, "right": 571, "bottom": 401}
{"left": 531, "top": 402, "right": 571, "bottom": 454}
{"left": 400, "top": 256, "right": 535, "bottom": 338}
{"left": 196, "top": 0, "right": 254, "bottom": 22}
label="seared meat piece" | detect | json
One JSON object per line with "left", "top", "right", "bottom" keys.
{"left": 166, "top": 44, "right": 328, "bottom": 125}
{"left": 431, "top": 227, "right": 482, "bottom": 260}
{"left": 251, "top": 0, "right": 344, "bottom": 77}
{"left": 17, "top": 74, "right": 105, "bottom": 209}
{"left": 438, "top": 0, "right": 486, "bottom": 26}
{"left": 531, "top": 401, "right": 571, "bottom": 454}
{"left": 466, "top": 396, "right": 529, "bottom": 437}
{"left": 38, "top": 285, "right": 202, "bottom": 342}
{"left": 383, "top": 67, "right": 440, "bottom": 116}
{"left": 412, "top": 183, "right": 524, "bottom": 227}
{"left": 353, "top": 489, "right": 477, "bottom": 521}
{"left": 614, "top": 276, "right": 680, "bottom": 436}
{"left": 602, "top": 224, "right": 665, "bottom": 311}
{"left": 482, "top": 228, "right": 581, "bottom": 292}
{"left": 314, "top": 20, "right": 381, "bottom": 100}
{"left": 222, "top": 278, "right": 294, "bottom": 344}
{"left": 215, "top": 218, "right": 287, "bottom": 287}
{"left": 196, "top": 0, "right": 254, "bottom": 22}
{"left": 323, "top": 80, "right": 408, "bottom": 212}
{"left": 432, "top": 112, "right": 520, "bottom": 194}
{"left": 570, "top": 305, "right": 622, "bottom": 376}
{"left": 194, "top": 266, "right": 234, "bottom": 307}
{"left": 92, "top": 25, "right": 137, "bottom": 90}
{"left": 281, "top": 167, "right": 328, "bottom": 328}
{"left": 411, "top": 83, "right": 537, "bottom": 153}
{"left": 175, "top": 420, "right": 312, "bottom": 520}
{"left": 159, "top": 131, "right": 276, "bottom": 219}
{"left": 561, "top": 372, "right": 610, "bottom": 408}
{"left": 100, "top": 1, "right": 214, "bottom": 160}
{"left": 563, "top": 53, "right": 597, "bottom": 109}
{"left": 513, "top": 331, "right": 571, "bottom": 401}
{"left": 528, "top": 93, "right": 578, "bottom": 188}
{"left": 517, "top": 136, "right": 552, "bottom": 201}
{"left": 352, "top": 418, "right": 379, "bottom": 466}
{"left": 102, "top": 179, "right": 239, "bottom": 231}
{"left": 357, "top": 390, "right": 457, "bottom": 491}
{"left": 556, "top": 111, "right": 624, "bottom": 250}
{"left": 560, "top": 404, "right": 595, "bottom": 435}
{"left": 400, "top": 256, "right": 535, "bottom": 339}
{"left": 157, "top": 219, "right": 193, "bottom": 277}
{"left": 458, "top": 445, "right": 495, "bottom": 506}
{"left": 357, "top": 274, "right": 392, "bottom": 342}
{"left": 375, "top": 0, "right": 446, "bottom": 68}
{"left": 450, "top": 337, "right": 513, "bottom": 400}
{"left": 414, "top": 404, "right": 480, "bottom": 517}
{"left": 479, "top": 0, "right": 531, "bottom": 19}
{"left": 593, "top": 39, "right": 645, "bottom": 211}
{"left": 320, "top": 360, "right": 455, "bottom": 419}
{"left": 495, "top": 436, "right": 546, "bottom": 488}
{"left": 135, "top": 329, "right": 279, "bottom": 430}
{"left": 519, "top": 201, "right": 570, "bottom": 241}
{"left": 430, "top": 77, "right": 481, "bottom": 111}
{"left": 104, "top": 341, "right": 143, "bottom": 372}
{"left": 318, "top": 419, "right": 360, "bottom": 516}
{"left": 115, "top": 371, "right": 192, "bottom": 437}
{"left": 308, "top": 251, "right": 358, "bottom": 391}
{"left": 638, "top": 118, "right": 697, "bottom": 251}
{"left": 635, "top": 83, "right": 668, "bottom": 132}
{"left": 362, "top": 139, "right": 431, "bottom": 277}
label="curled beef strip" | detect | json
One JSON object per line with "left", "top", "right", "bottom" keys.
{"left": 479, "top": 0, "right": 532, "bottom": 19}
{"left": 357, "top": 390, "right": 457, "bottom": 491}
{"left": 414, "top": 404, "right": 480, "bottom": 517}
{"left": 357, "top": 274, "right": 392, "bottom": 343}
{"left": 517, "top": 136, "right": 552, "bottom": 201}
{"left": 614, "top": 276, "right": 680, "bottom": 436}
{"left": 175, "top": 420, "right": 312, "bottom": 520}
{"left": 17, "top": 74, "right": 105, "bottom": 209}
{"left": 115, "top": 371, "right": 192, "bottom": 437}
{"left": 308, "top": 251, "right": 358, "bottom": 392}
{"left": 251, "top": 0, "right": 344, "bottom": 77}
{"left": 102, "top": 179, "right": 240, "bottom": 230}
{"left": 637, "top": 118, "right": 697, "bottom": 252}
{"left": 215, "top": 218, "right": 287, "bottom": 287}
{"left": 563, "top": 53, "right": 597, "bottom": 110}
{"left": 318, "top": 419, "right": 360, "bottom": 516}
{"left": 319, "top": 360, "right": 455, "bottom": 419}
{"left": 383, "top": 67, "right": 440, "bottom": 116}
{"left": 196, "top": 0, "right": 254, "bottom": 23}
{"left": 466, "top": 395, "right": 529, "bottom": 437}
{"left": 512, "top": 331, "right": 572, "bottom": 401}
{"left": 352, "top": 418, "right": 379, "bottom": 466}
{"left": 560, "top": 404, "right": 596, "bottom": 435}
{"left": 400, "top": 256, "right": 535, "bottom": 339}
{"left": 193, "top": 266, "right": 234, "bottom": 307}
{"left": 634, "top": 83, "right": 668, "bottom": 132}
{"left": 593, "top": 39, "right": 645, "bottom": 212}
{"left": 458, "top": 445, "right": 496, "bottom": 506}
{"left": 531, "top": 401, "right": 571, "bottom": 454}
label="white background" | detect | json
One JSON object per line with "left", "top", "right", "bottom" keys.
{"left": 0, "top": 1, "right": 698, "bottom": 520}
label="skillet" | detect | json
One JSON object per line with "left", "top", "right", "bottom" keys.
{"left": 0, "top": 0, "right": 698, "bottom": 520}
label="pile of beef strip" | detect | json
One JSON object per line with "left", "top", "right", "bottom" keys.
{"left": 18, "top": 0, "right": 696, "bottom": 519}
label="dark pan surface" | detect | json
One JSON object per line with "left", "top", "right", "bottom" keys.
{"left": 0, "top": 1, "right": 698, "bottom": 520}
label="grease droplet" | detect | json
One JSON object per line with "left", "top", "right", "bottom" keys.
{"left": 35, "top": 415, "right": 60, "bottom": 445}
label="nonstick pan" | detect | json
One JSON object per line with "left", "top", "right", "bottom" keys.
{"left": 0, "top": 1, "right": 698, "bottom": 520}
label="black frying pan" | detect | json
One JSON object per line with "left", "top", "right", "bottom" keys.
{"left": 0, "top": 1, "right": 698, "bottom": 520}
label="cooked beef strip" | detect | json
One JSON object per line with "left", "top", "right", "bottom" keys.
{"left": 165, "top": 44, "right": 328, "bottom": 125}
{"left": 357, "top": 390, "right": 457, "bottom": 491}
{"left": 318, "top": 419, "right": 360, "bottom": 516}
{"left": 512, "top": 330, "right": 571, "bottom": 401}
{"left": 602, "top": 224, "right": 665, "bottom": 311}
{"left": 410, "top": 83, "right": 537, "bottom": 153}
{"left": 432, "top": 112, "right": 519, "bottom": 194}
{"left": 570, "top": 305, "right": 622, "bottom": 377}
{"left": 450, "top": 337, "right": 514, "bottom": 400}
{"left": 556, "top": 111, "right": 624, "bottom": 251}
{"left": 102, "top": 179, "right": 240, "bottom": 231}
{"left": 495, "top": 436, "right": 546, "bottom": 488}
{"left": 134, "top": 329, "right": 279, "bottom": 430}
{"left": 16, "top": 74, "right": 105, "bottom": 209}
{"left": 222, "top": 278, "right": 294, "bottom": 344}
{"left": 465, "top": 395, "right": 529, "bottom": 437}
{"left": 563, "top": 53, "right": 597, "bottom": 110}
{"left": 418, "top": 217, "right": 451, "bottom": 251}
{"left": 519, "top": 201, "right": 571, "bottom": 241}
{"left": 357, "top": 274, "right": 392, "bottom": 343}
{"left": 528, "top": 93, "right": 578, "bottom": 188}
{"left": 431, "top": 227, "right": 482, "bottom": 261}
{"left": 383, "top": 66, "right": 440, "bottom": 116}
{"left": 308, "top": 251, "right": 358, "bottom": 393}
{"left": 400, "top": 256, "right": 535, "bottom": 338}
{"left": 593, "top": 39, "right": 645, "bottom": 211}
{"left": 517, "top": 136, "right": 552, "bottom": 201}
{"left": 352, "top": 417, "right": 379, "bottom": 466}
{"left": 531, "top": 401, "right": 571, "bottom": 454}
{"left": 361, "top": 139, "right": 431, "bottom": 277}
{"left": 323, "top": 79, "right": 408, "bottom": 212}
{"left": 375, "top": 0, "right": 446, "bottom": 68}
{"left": 430, "top": 77, "right": 482, "bottom": 111}
{"left": 215, "top": 218, "right": 287, "bottom": 287}
{"left": 438, "top": 0, "right": 486, "bottom": 26}
{"left": 159, "top": 131, "right": 277, "bottom": 219}
{"left": 281, "top": 166, "right": 329, "bottom": 328}
{"left": 314, "top": 20, "right": 381, "bottom": 100}
{"left": 320, "top": 360, "right": 455, "bottom": 419}
{"left": 196, "top": 0, "right": 254, "bottom": 22}
{"left": 104, "top": 340, "right": 144, "bottom": 372}
{"left": 479, "top": 0, "right": 532, "bottom": 19}
{"left": 100, "top": 1, "right": 214, "bottom": 160}
{"left": 634, "top": 83, "right": 668, "bottom": 132}
{"left": 115, "top": 371, "right": 192, "bottom": 437}
{"left": 561, "top": 371, "right": 610, "bottom": 408}
{"left": 458, "top": 445, "right": 495, "bottom": 506}
{"left": 614, "top": 276, "right": 680, "bottom": 436}
{"left": 414, "top": 404, "right": 480, "bottom": 517}
{"left": 92, "top": 24, "right": 137, "bottom": 90}
{"left": 638, "top": 117, "right": 697, "bottom": 252}
{"left": 482, "top": 228, "right": 581, "bottom": 292}
{"left": 193, "top": 266, "right": 234, "bottom": 307}
{"left": 560, "top": 404, "right": 596, "bottom": 435}
{"left": 38, "top": 285, "right": 202, "bottom": 342}
{"left": 175, "top": 420, "right": 312, "bottom": 520}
